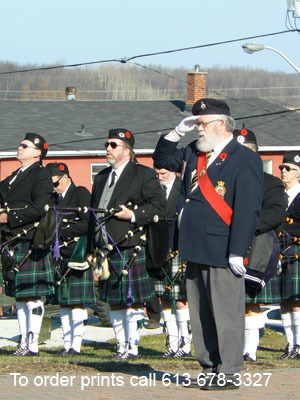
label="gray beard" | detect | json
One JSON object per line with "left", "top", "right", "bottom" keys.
{"left": 196, "top": 131, "right": 223, "bottom": 153}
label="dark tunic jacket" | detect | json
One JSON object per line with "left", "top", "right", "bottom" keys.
{"left": 0, "top": 162, "right": 53, "bottom": 240}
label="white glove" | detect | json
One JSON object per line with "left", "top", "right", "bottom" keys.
{"left": 228, "top": 253, "right": 246, "bottom": 276}
{"left": 174, "top": 115, "right": 199, "bottom": 136}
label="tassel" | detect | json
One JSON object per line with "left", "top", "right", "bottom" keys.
{"left": 53, "top": 209, "right": 60, "bottom": 259}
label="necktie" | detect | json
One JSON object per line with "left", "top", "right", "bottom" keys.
{"left": 189, "top": 170, "right": 198, "bottom": 192}
{"left": 161, "top": 185, "right": 167, "bottom": 198}
{"left": 189, "top": 152, "right": 212, "bottom": 192}
{"left": 109, "top": 171, "right": 116, "bottom": 188}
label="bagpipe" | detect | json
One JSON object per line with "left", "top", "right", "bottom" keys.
{"left": 0, "top": 222, "right": 40, "bottom": 281}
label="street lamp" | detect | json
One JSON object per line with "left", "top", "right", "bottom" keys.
{"left": 242, "top": 43, "right": 300, "bottom": 75}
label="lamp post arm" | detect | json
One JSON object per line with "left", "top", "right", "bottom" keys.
{"left": 264, "top": 46, "right": 300, "bottom": 74}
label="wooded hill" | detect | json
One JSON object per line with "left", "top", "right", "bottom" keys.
{"left": 0, "top": 61, "right": 299, "bottom": 107}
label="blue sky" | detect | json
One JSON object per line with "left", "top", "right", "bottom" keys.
{"left": 1, "top": 0, "right": 300, "bottom": 74}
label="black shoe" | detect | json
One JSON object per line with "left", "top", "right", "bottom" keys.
{"left": 174, "top": 348, "right": 191, "bottom": 358}
{"left": 289, "top": 345, "right": 300, "bottom": 359}
{"left": 120, "top": 352, "right": 139, "bottom": 360}
{"left": 12, "top": 347, "right": 27, "bottom": 356}
{"left": 279, "top": 344, "right": 292, "bottom": 359}
{"left": 21, "top": 349, "right": 39, "bottom": 357}
{"left": 145, "top": 319, "right": 160, "bottom": 329}
{"left": 110, "top": 351, "right": 125, "bottom": 359}
{"left": 162, "top": 348, "right": 176, "bottom": 358}
{"left": 243, "top": 353, "right": 256, "bottom": 362}
{"left": 57, "top": 349, "right": 71, "bottom": 357}
{"left": 201, "top": 375, "right": 239, "bottom": 391}
{"left": 67, "top": 348, "right": 80, "bottom": 356}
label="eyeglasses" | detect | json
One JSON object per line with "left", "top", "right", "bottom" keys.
{"left": 279, "top": 164, "right": 298, "bottom": 172}
{"left": 195, "top": 119, "right": 222, "bottom": 128}
{"left": 104, "top": 141, "right": 126, "bottom": 150}
{"left": 18, "top": 143, "right": 37, "bottom": 150}
{"left": 53, "top": 176, "right": 63, "bottom": 187}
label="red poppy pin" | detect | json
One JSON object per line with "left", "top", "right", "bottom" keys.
{"left": 219, "top": 152, "right": 227, "bottom": 161}
{"left": 43, "top": 143, "right": 48, "bottom": 149}
{"left": 125, "top": 131, "right": 131, "bottom": 138}
{"left": 240, "top": 129, "right": 248, "bottom": 136}
{"left": 59, "top": 165, "right": 65, "bottom": 171}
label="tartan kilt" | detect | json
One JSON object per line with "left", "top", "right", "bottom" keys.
{"left": 154, "top": 254, "right": 187, "bottom": 300}
{"left": 4, "top": 241, "right": 55, "bottom": 298}
{"left": 280, "top": 244, "right": 300, "bottom": 300}
{"left": 55, "top": 259, "right": 96, "bottom": 306}
{"left": 99, "top": 246, "right": 155, "bottom": 305}
{"left": 245, "top": 273, "right": 281, "bottom": 303}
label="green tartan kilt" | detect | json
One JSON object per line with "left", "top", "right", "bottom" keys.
{"left": 245, "top": 273, "right": 281, "bottom": 303}
{"left": 154, "top": 254, "right": 187, "bottom": 300}
{"left": 280, "top": 245, "right": 300, "bottom": 300}
{"left": 4, "top": 241, "right": 55, "bottom": 299}
{"left": 55, "top": 260, "right": 96, "bottom": 306}
{"left": 99, "top": 246, "right": 155, "bottom": 305}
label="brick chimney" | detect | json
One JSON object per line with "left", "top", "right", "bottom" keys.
{"left": 65, "top": 87, "right": 77, "bottom": 101}
{"left": 186, "top": 66, "right": 207, "bottom": 108}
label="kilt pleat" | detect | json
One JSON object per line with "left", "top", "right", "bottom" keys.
{"left": 55, "top": 260, "right": 96, "bottom": 306}
{"left": 154, "top": 254, "right": 187, "bottom": 300}
{"left": 280, "top": 245, "right": 300, "bottom": 300}
{"left": 99, "top": 246, "right": 155, "bottom": 304}
{"left": 5, "top": 241, "right": 55, "bottom": 298}
{"left": 245, "top": 273, "right": 281, "bottom": 303}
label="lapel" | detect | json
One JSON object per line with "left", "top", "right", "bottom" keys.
{"left": 59, "top": 182, "right": 76, "bottom": 206}
{"left": 5, "top": 163, "right": 40, "bottom": 195}
{"left": 93, "top": 168, "right": 110, "bottom": 206}
{"left": 207, "top": 138, "right": 237, "bottom": 175}
{"left": 108, "top": 162, "right": 135, "bottom": 207}
{"left": 167, "top": 177, "right": 181, "bottom": 213}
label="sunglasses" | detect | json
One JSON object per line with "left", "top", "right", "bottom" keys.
{"left": 104, "top": 141, "right": 126, "bottom": 150}
{"left": 18, "top": 143, "right": 37, "bottom": 150}
{"left": 53, "top": 176, "right": 63, "bottom": 187}
{"left": 279, "top": 164, "right": 298, "bottom": 172}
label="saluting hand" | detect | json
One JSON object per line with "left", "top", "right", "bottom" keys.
{"left": 175, "top": 115, "right": 200, "bottom": 136}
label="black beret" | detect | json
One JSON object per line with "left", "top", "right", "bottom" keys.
{"left": 108, "top": 128, "right": 135, "bottom": 148}
{"left": 283, "top": 151, "right": 300, "bottom": 167}
{"left": 192, "top": 98, "right": 231, "bottom": 116}
{"left": 233, "top": 128, "right": 257, "bottom": 146}
{"left": 24, "top": 132, "right": 48, "bottom": 159}
{"left": 45, "top": 162, "right": 69, "bottom": 177}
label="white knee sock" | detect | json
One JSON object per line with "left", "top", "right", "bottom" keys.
{"left": 176, "top": 308, "right": 192, "bottom": 353}
{"left": 27, "top": 300, "right": 44, "bottom": 353}
{"left": 71, "top": 308, "right": 88, "bottom": 353}
{"left": 16, "top": 301, "right": 28, "bottom": 350}
{"left": 244, "top": 314, "right": 265, "bottom": 361}
{"left": 60, "top": 308, "right": 72, "bottom": 351}
{"left": 282, "top": 312, "right": 294, "bottom": 350}
{"left": 126, "top": 308, "right": 144, "bottom": 356}
{"left": 292, "top": 311, "right": 300, "bottom": 348}
{"left": 162, "top": 309, "right": 179, "bottom": 352}
{"left": 111, "top": 309, "right": 127, "bottom": 354}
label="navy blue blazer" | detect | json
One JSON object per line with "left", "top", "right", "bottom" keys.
{"left": 153, "top": 136, "right": 264, "bottom": 268}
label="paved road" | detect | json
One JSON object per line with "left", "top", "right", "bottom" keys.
{"left": 0, "top": 368, "right": 299, "bottom": 400}
{"left": 0, "top": 317, "right": 299, "bottom": 399}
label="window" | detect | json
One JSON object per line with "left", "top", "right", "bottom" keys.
{"left": 262, "top": 159, "right": 272, "bottom": 174}
{"left": 91, "top": 163, "right": 109, "bottom": 183}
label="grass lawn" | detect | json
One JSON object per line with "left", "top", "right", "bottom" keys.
{"left": 0, "top": 328, "right": 298, "bottom": 374}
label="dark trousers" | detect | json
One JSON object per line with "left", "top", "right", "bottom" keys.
{"left": 146, "top": 294, "right": 161, "bottom": 321}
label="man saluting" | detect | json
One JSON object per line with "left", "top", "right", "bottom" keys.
{"left": 153, "top": 98, "right": 264, "bottom": 390}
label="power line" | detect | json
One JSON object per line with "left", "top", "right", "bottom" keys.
{"left": 0, "top": 29, "right": 298, "bottom": 76}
